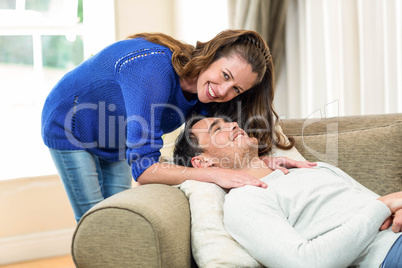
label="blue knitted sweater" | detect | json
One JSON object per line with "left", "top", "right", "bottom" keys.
{"left": 41, "top": 38, "right": 206, "bottom": 180}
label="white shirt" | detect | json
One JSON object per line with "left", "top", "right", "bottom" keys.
{"left": 224, "top": 163, "right": 401, "bottom": 268}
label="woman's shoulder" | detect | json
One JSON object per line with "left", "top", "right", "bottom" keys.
{"left": 112, "top": 38, "right": 174, "bottom": 76}
{"left": 112, "top": 37, "right": 170, "bottom": 53}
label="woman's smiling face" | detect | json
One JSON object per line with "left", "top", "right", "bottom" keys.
{"left": 196, "top": 54, "right": 258, "bottom": 103}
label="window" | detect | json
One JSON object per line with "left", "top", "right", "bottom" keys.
{"left": 0, "top": 0, "right": 115, "bottom": 180}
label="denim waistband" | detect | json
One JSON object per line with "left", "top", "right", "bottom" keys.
{"left": 381, "top": 235, "right": 402, "bottom": 268}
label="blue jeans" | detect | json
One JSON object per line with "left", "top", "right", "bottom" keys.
{"left": 382, "top": 235, "right": 402, "bottom": 268}
{"left": 49, "top": 149, "right": 132, "bottom": 222}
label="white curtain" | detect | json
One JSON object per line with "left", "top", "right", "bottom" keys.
{"left": 275, "top": 0, "right": 402, "bottom": 119}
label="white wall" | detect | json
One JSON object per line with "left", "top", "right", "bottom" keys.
{"left": 114, "top": 0, "right": 176, "bottom": 41}
{"left": 174, "top": 0, "right": 229, "bottom": 45}
{"left": 114, "top": 0, "right": 229, "bottom": 43}
{"left": 0, "top": 175, "right": 76, "bottom": 265}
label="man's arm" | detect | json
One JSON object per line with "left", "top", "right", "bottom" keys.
{"left": 331, "top": 163, "right": 402, "bottom": 233}
{"left": 224, "top": 187, "right": 391, "bottom": 268}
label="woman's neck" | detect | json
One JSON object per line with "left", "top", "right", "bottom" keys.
{"left": 179, "top": 77, "right": 197, "bottom": 94}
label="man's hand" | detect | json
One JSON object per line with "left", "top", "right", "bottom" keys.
{"left": 378, "top": 191, "right": 402, "bottom": 214}
{"left": 378, "top": 191, "right": 402, "bottom": 233}
{"left": 260, "top": 156, "right": 317, "bottom": 174}
{"left": 207, "top": 168, "right": 268, "bottom": 189}
{"left": 380, "top": 209, "right": 402, "bottom": 233}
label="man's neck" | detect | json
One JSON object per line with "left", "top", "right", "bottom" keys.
{"left": 237, "top": 157, "right": 273, "bottom": 179}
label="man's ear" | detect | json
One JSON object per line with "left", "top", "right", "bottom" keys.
{"left": 191, "top": 154, "right": 214, "bottom": 168}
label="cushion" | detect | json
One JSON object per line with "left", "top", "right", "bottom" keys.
{"left": 179, "top": 125, "right": 305, "bottom": 267}
{"left": 180, "top": 180, "right": 263, "bottom": 267}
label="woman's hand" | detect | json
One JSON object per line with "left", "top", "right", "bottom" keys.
{"left": 206, "top": 168, "right": 268, "bottom": 189}
{"left": 260, "top": 156, "right": 317, "bottom": 174}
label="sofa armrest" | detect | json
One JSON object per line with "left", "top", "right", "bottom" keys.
{"left": 72, "top": 184, "right": 192, "bottom": 268}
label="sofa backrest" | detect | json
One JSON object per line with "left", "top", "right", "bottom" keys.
{"left": 281, "top": 113, "right": 402, "bottom": 196}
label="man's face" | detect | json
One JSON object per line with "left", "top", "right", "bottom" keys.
{"left": 190, "top": 117, "right": 258, "bottom": 169}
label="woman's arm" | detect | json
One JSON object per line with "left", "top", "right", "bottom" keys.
{"left": 117, "top": 49, "right": 178, "bottom": 180}
{"left": 137, "top": 162, "right": 267, "bottom": 189}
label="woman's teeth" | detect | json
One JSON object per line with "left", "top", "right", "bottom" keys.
{"left": 208, "top": 83, "right": 216, "bottom": 98}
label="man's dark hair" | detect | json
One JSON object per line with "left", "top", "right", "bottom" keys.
{"left": 173, "top": 114, "right": 207, "bottom": 167}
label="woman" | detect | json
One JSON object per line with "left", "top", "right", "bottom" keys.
{"left": 42, "top": 30, "right": 313, "bottom": 222}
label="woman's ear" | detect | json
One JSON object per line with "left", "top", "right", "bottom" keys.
{"left": 191, "top": 155, "right": 214, "bottom": 168}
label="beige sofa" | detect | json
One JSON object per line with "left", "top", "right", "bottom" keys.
{"left": 72, "top": 113, "right": 402, "bottom": 268}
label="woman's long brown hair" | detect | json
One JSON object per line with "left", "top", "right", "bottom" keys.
{"left": 128, "top": 30, "right": 294, "bottom": 155}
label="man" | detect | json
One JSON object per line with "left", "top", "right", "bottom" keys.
{"left": 173, "top": 115, "right": 402, "bottom": 268}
